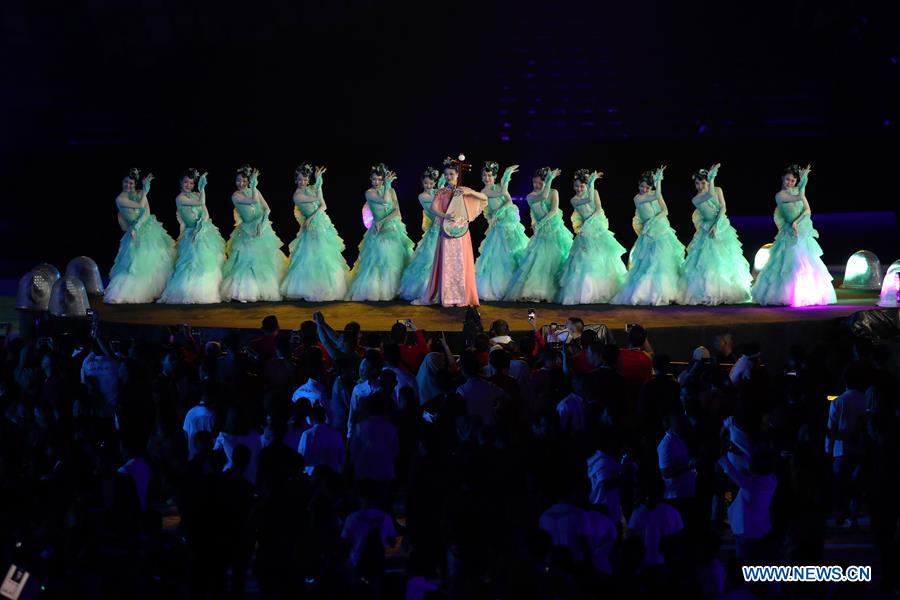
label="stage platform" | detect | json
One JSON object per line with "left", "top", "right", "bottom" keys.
{"left": 2, "top": 290, "right": 889, "bottom": 368}
{"left": 84, "top": 288, "right": 877, "bottom": 331}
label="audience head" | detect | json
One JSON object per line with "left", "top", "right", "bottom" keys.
{"left": 580, "top": 328, "right": 597, "bottom": 349}
{"left": 341, "top": 322, "right": 361, "bottom": 352}
{"left": 474, "top": 333, "right": 490, "bottom": 353}
{"left": 460, "top": 350, "right": 481, "bottom": 378}
{"left": 389, "top": 322, "right": 408, "bottom": 344}
{"left": 602, "top": 343, "right": 620, "bottom": 367}
{"left": 363, "top": 331, "right": 382, "bottom": 350}
{"left": 261, "top": 314, "right": 279, "bottom": 335}
{"left": 490, "top": 319, "right": 510, "bottom": 338}
{"left": 627, "top": 324, "right": 647, "bottom": 348}
{"left": 204, "top": 341, "right": 222, "bottom": 359}
{"left": 714, "top": 333, "right": 734, "bottom": 358}
{"left": 300, "top": 320, "right": 318, "bottom": 345}
{"left": 489, "top": 348, "right": 511, "bottom": 372}
{"left": 565, "top": 317, "right": 584, "bottom": 337}
{"left": 358, "top": 356, "right": 381, "bottom": 382}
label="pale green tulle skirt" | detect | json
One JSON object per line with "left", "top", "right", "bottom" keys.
{"left": 751, "top": 217, "right": 836, "bottom": 307}
{"left": 104, "top": 216, "right": 175, "bottom": 304}
{"left": 347, "top": 218, "right": 414, "bottom": 301}
{"left": 475, "top": 203, "right": 530, "bottom": 301}
{"left": 679, "top": 213, "right": 752, "bottom": 305}
{"left": 503, "top": 211, "right": 573, "bottom": 302}
{"left": 158, "top": 221, "right": 225, "bottom": 304}
{"left": 221, "top": 221, "right": 287, "bottom": 302}
{"left": 611, "top": 215, "right": 685, "bottom": 306}
{"left": 557, "top": 213, "right": 627, "bottom": 305}
{"left": 281, "top": 212, "right": 349, "bottom": 302}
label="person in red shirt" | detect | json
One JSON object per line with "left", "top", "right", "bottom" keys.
{"left": 564, "top": 319, "right": 596, "bottom": 375}
{"left": 250, "top": 315, "right": 280, "bottom": 364}
{"left": 617, "top": 324, "right": 654, "bottom": 385}
{"left": 389, "top": 320, "right": 429, "bottom": 374}
{"left": 291, "top": 320, "right": 332, "bottom": 371}
{"left": 472, "top": 333, "right": 491, "bottom": 368}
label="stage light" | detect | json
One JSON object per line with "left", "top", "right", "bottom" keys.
{"left": 50, "top": 275, "right": 91, "bottom": 317}
{"left": 16, "top": 263, "right": 60, "bottom": 311}
{"left": 362, "top": 203, "right": 373, "bottom": 230}
{"left": 878, "top": 259, "right": 900, "bottom": 307}
{"left": 753, "top": 243, "right": 773, "bottom": 274}
{"left": 842, "top": 250, "right": 883, "bottom": 289}
{"left": 49, "top": 276, "right": 90, "bottom": 317}
{"left": 65, "top": 256, "right": 104, "bottom": 295}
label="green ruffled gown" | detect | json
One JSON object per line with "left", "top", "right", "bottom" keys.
{"left": 502, "top": 196, "right": 574, "bottom": 302}
{"left": 281, "top": 200, "right": 349, "bottom": 301}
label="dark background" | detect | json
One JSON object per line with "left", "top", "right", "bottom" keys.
{"left": 1, "top": 0, "right": 898, "bottom": 279}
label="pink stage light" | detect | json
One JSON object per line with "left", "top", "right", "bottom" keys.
{"left": 878, "top": 260, "right": 900, "bottom": 307}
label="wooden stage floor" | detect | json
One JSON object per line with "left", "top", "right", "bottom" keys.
{"left": 87, "top": 288, "right": 881, "bottom": 333}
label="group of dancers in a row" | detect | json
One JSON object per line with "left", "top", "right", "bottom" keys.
{"left": 103, "top": 160, "right": 837, "bottom": 307}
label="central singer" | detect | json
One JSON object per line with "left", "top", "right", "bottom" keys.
{"left": 413, "top": 155, "right": 488, "bottom": 307}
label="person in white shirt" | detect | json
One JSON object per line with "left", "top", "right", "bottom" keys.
{"left": 587, "top": 442, "right": 626, "bottom": 525}
{"left": 456, "top": 351, "right": 501, "bottom": 428}
{"left": 657, "top": 415, "right": 697, "bottom": 502}
{"left": 488, "top": 319, "right": 513, "bottom": 348}
{"left": 720, "top": 414, "right": 754, "bottom": 472}
{"left": 626, "top": 477, "right": 684, "bottom": 567}
{"left": 292, "top": 376, "right": 328, "bottom": 406}
{"left": 539, "top": 501, "right": 592, "bottom": 563}
{"left": 728, "top": 343, "right": 761, "bottom": 385}
{"left": 183, "top": 386, "right": 217, "bottom": 460}
{"left": 718, "top": 450, "right": 777, "bottom": 560}
{"left": 347, "top": 357, "right": 382, "bottom": 433}
{"left": 824, "top": 363, "right": 869, "bottom": 526}
{"left": 214, "top": 406, "right": 262, "bottom": 484}
{"left": 298, "top": 405, "right": 345, "bottom": 475}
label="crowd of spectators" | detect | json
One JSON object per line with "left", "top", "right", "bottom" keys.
{"left": 0, "top": 309, "right": 897, "bottom": 598}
